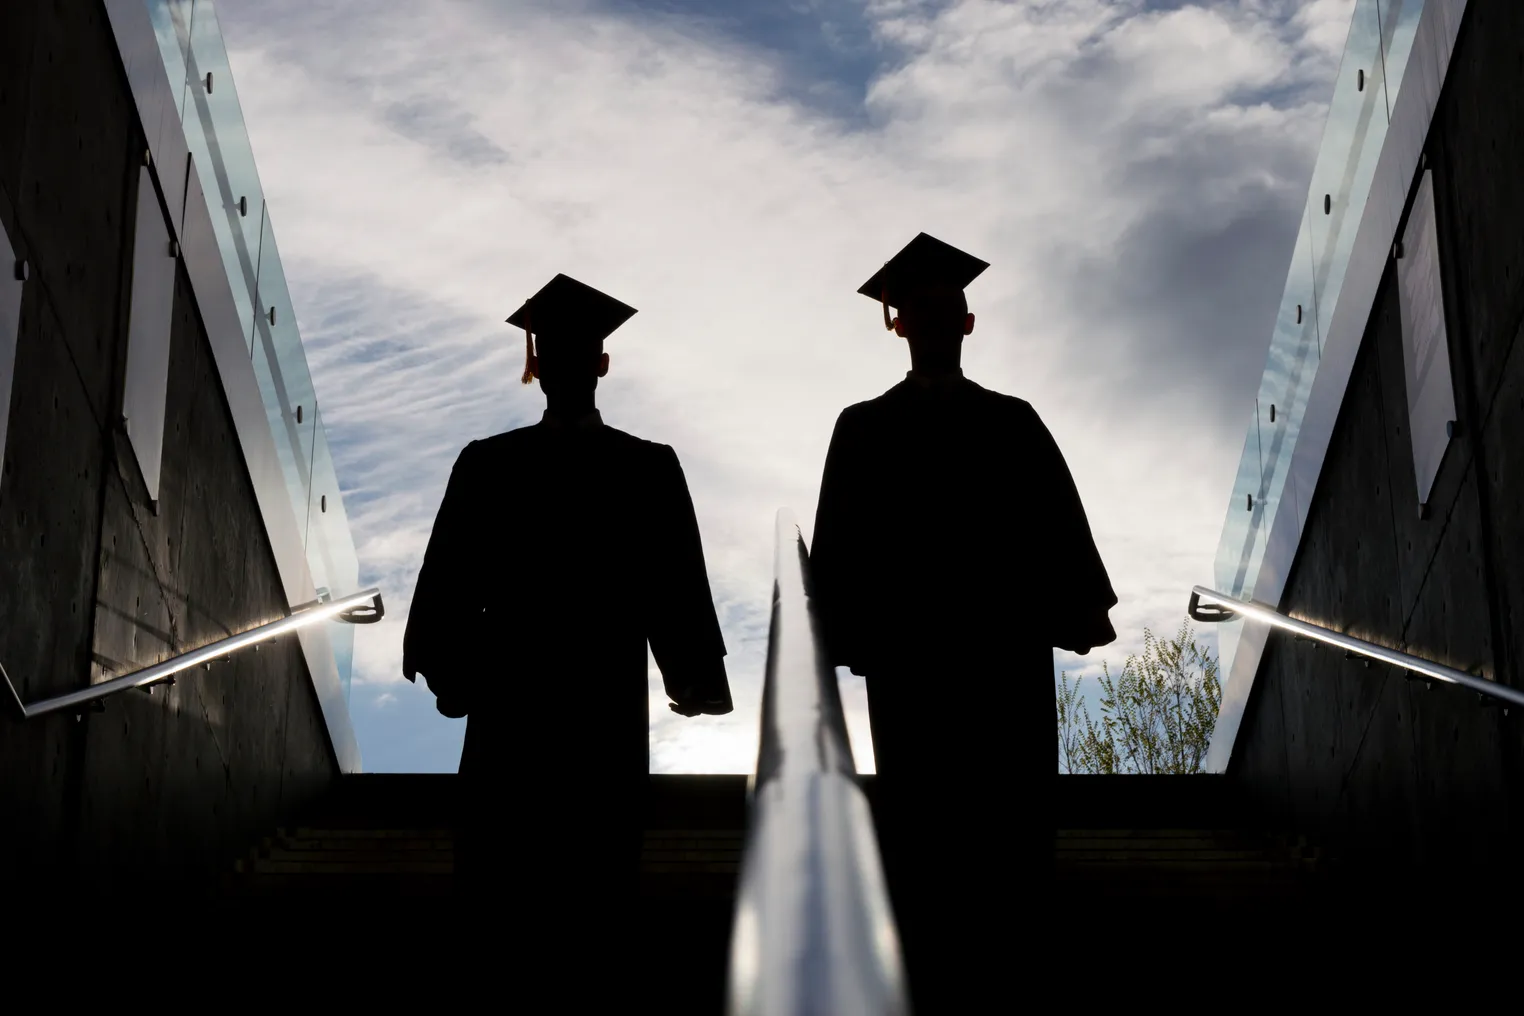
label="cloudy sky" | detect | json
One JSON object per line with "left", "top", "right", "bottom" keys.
{"left": 215, "top": 0, "right": 1357, "bottom": 773}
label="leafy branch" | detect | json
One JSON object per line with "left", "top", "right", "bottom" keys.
{"left": 1056, "top": 620, "right": 1222, "bottom": 775}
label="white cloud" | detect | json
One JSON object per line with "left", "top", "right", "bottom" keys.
{"left": 218, "top": 0, "right": 1354, "bottom": 773}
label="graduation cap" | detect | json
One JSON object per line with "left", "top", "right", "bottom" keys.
{"left": 858, "top": 233, "right": 989, "bottom": 330}
{"left": 506, "top": 274, "right": 638, "bottom": 384}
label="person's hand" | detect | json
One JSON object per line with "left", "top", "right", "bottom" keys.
{"left": 668, "top": 690, "right": 733, "bottom": 717}
{"left": 1059, "top": 615, "right": 1117, "bottom": 655}
{"left": 436, "top": 695, "right": 469, "bottom": 719}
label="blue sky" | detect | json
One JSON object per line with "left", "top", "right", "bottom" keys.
{"left": 215, "top": 0, "right": 1359, "bottom": 773}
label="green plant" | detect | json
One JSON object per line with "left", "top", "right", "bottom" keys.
{"left": 1056, "top": 620, "right": 1222, "bottom": 775}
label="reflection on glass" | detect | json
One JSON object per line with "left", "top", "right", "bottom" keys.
{"left": 252, "top": 211, "right": 318, "bottom": 509}
{"left": 146, "top": 1, "right": 194, "bottom": 120}
{"left": 1308, "top": 0, "right": 1388, "bottom": 346}
{"left": 1379, "top": 0, "right": 1425, "bottom": 113}
{"left": 1219, "top": 408, "right": 1267, "bottom": 603}
{"left": 1253, "top": 213, "right": 1319, "bottom": 534}
{"left": 173, "top": 2, "right": 259, "bottom": 353}
{"left": 308, "top": 408, "right": 361, "bottom": 700}
{"left": 183, "top": 0, "right": 266, "bottom": 299}
{"left": 252, "top": 308, "right": 313, "bottom": 539}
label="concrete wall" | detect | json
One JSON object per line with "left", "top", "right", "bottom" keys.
{"left": 1229, "top": 0, "right": 1524, "bottom": 875}
{"left": 0, "top": 0, "right": 337, "bottom": 898}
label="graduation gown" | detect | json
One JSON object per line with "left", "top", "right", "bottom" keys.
{"left": 811, "top": 372, "right": 1116, "bottom": 680}
{"left": 810, "top": 372, "right": 1115, "bottom": 1007}
{"left": 402, "top": 411, "right": 730, "bottom": 927}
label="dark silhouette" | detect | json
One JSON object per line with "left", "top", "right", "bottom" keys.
{"left": 810, "top": 233, "right": 1117, "bottom": 1009}
{"left": 402, "top": 274, "right": 732, "bottom": 988}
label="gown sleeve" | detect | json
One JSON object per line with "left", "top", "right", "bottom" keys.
{"left": 1024, "top": 406, "right": 1118, "bottom": 653}
{"left": 646, "top": 444, "right": 732, "bottom": 714}
{"left": 403, "top": 441, "right": 485, "bottom": 715}
{"left": 809, "top": 407, "right": 867, "bottom": 671}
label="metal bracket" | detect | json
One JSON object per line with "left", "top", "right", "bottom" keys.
{"left": 338, "top": 591, "right": 385, "bottom": 625}
{"left": 1187, "top": 589, "right": 1236, "bottom": 624}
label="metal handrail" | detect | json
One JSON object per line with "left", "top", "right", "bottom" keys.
{"left": 1189, "top": 585, "right": 1524, "bottom": 709}
{"left": 2, "top": 587, "right": 384, "bottom": 720}
{"left": 726, "top": 509, "right": 908, "bottom": 1016}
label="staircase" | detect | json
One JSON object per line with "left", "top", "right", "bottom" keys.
{"left": 1050, "top": 775, "right": 1326, "bottom": 920}
{"left": 225, "top": 774, "right": 742, "bottom": 1010}
{"left": 226, "top": 771, "right": 1327, "bottom": 907}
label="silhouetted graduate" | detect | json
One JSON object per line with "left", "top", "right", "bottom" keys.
{"left": 402, "top": 274, "right": 732, "bottom": 982}
{"left": 810, "top": 233, "right": 1116, "bottom": 1008}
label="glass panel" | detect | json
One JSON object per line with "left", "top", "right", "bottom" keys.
{"left": 1379, "top": 0, "right": 1426, "bottom": 112}
{"left": 175, "top": 0, "right": 264, "bottom": 352}
{"left": 1253, "top": 211, "right": 1320, "bottom": 543}
{"left": 252, "top": 211, "right": 317, "bottom": 534}
{"left": 308, "top": 407, "right": 360, "bottom": 701}
{"left": 1308, "top": 0, "right": 1389, "bottom": 346}
{"left": 1213, "top": 408, "right": 1266, "bottom": 601}
{"left": 145, "top": 1, "right": 195, "bottom": 120}
{"left": 183, "top": 1, "right": 266, "bottom": 297}
{"left": 1207, "top": 2, "right": 1436, "bottom": 757}
{"left": 1212, "top": 412, "right": 1265, "bottom": 697}
{"left": 140, "top": 0, "right": 365, "bottom": 715}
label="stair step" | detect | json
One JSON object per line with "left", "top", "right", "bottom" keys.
{"left": 282, "top": 827, "right": 454, "bottom": 840}
{"left": 642, "top": 863, "right": 741, "bottom": 875}
{"left": 259, "top": 848, "right": 455, "bottom": 866}
{"left": 1055, "top": 850, "right": 1291, "bottom": 862}
{"left": 248, "top": 859, "right": 454, "bottom": 876}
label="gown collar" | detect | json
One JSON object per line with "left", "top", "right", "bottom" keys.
{"left": 540, "top": 408, "right": 605, "bottom": 431}
{"left": 904, "top": 367, "right": 967, "bottom": 390}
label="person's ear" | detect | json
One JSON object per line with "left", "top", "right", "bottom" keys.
{"left": 963, "top": 312, "right": 975, "bottom": 336}
{"left": 597, "top": 352, "right": 610, "bottom": 378}
{"left": 892, "top": 316, "right": 905, "bottom": 338}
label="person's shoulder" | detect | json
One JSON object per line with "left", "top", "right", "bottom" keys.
{"left": 838, "top": 383, "right": 909, "bottom": 424}
{"left": 966, "top": 380, "right": 1040, "bottom": 421}
{"left": 468, "top": 424, "right": 540, "bottom": 456}
{"left": 450, "top": 423, "right": 549, "bottom": 471}
{"left": 599, "top": 423, "right": 665, "bottom": 450}
{"left": 599, "top": 424, "right": 682, "bottom": 464}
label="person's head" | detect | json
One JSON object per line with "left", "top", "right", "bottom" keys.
{"left": 507, "top": 273, "right": 637, "bottom": 400}
{"left": 526, "top": 334, "right": 609, "bottom": 396}
{"left": 890, "top": 281, "right": 975, "bottom": 345}
{"left": 858, "top": 233, "right": 988, "bottom": 367}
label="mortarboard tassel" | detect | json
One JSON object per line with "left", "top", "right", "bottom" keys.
{"left": 881, "top": 283, "right": 894, "bottom": 331}
{"left": 520, "top": 307, "right": 536, "bottom": 385}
